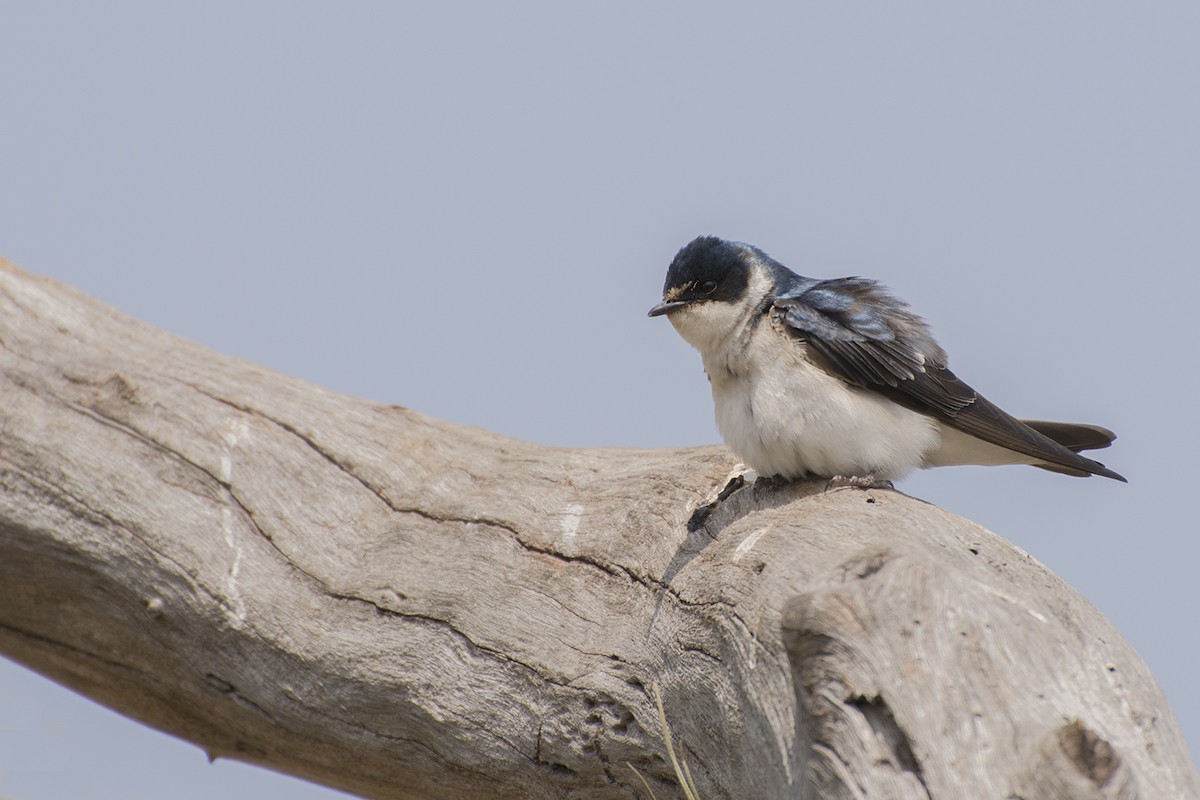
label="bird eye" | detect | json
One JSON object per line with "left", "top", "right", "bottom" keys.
{"left": 698, "top": 279, "right": 718, "bottom": 294}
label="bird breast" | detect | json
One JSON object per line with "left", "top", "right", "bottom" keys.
{"left": 703, "top": 325, "right": 942, "bottom": 480}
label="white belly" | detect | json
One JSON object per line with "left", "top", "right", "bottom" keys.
{"left": 704, "top": 337, "right": 943, "bottom": 480}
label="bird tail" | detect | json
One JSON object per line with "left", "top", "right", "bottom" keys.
{"left": 1019, "top": 420, "right": 1116, "bottom": 453}
{"left": 1019, "top": 419, "right": 1125, "bottom": 482}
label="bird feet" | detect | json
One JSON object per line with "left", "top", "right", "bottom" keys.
{"left": 825, "top": 474, "right": 894, "bottom": 491}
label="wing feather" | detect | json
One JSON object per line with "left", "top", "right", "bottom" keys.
{"left": 771, "top": 277, "right": 1124, "bottom": 481}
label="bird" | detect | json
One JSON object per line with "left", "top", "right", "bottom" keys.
{"left": 648, "top": 236, "right": 1125, "bottom": 483}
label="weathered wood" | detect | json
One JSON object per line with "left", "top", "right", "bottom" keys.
{"left": 0, "top": 259, "right": 1195, "bottom": 799}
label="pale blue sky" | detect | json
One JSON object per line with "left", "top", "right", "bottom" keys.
{"left": 1, "top": 3, "right": 1197, "bottom": 797}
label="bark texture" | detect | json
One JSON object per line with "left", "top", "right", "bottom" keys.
{"left": 0, "top": 259, "right": 1195, "bottom": 800}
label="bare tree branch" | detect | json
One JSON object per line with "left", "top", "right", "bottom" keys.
{"left": 0, "top": 260, "right": 1195, "bottom": 799}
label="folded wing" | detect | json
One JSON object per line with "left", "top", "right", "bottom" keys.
{"left": 772, "top": 277, "right": 1125, "bottom": 481}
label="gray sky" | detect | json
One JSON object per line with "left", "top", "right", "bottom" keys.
{"left": 1, "top": 3, "right": 1197, "bottom": 797}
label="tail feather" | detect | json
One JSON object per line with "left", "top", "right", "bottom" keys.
{"left": 1019, "top": 419, "right": 1125, "bottom": 482}
{"left": 1020, "top": 420, "right": 1116, "bottom": 453}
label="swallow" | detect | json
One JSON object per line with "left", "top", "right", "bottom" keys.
{"left": 649, "top": 236, "right": 1125, "bottom": 482}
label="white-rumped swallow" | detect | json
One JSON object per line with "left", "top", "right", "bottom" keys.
{"left": 650, "top": 236, "right": 1125, "bottom": 482}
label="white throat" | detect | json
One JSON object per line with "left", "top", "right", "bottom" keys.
{"left": 666, "top": 265, "right": 775, "bottom": 375}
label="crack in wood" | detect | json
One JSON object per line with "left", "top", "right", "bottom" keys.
{"left": 184, "top": 382, "right": 731, "bottom": 618}
{"left": 846, "top": 693, "right": 931, "bottom": 799}
{"left": 63, "top": 401, "right": 333, "bottom": 596}
{"left": 687, "top": 473, "right": 746, "bottom": 532}
{"left": 0, "top": 459, "right": 214, "bottom": 600}
{"left": 205, "top": 672, "right": 279, "bottom": 723}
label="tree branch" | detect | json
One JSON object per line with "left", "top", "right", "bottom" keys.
{"left": 0, "top": 260, "right": 1195, "bottom": 799}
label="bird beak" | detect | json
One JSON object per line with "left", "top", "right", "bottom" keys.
{"left": 647, "top": 299, "right": 688, "bottom": 317}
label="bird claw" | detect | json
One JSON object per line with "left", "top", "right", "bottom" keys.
{"left": 825, "top": 474, "right": 894, "bottom": 491}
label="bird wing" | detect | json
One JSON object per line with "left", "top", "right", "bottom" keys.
{"left": 771, "top": 277, "right": 1125, "bottom": 481}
